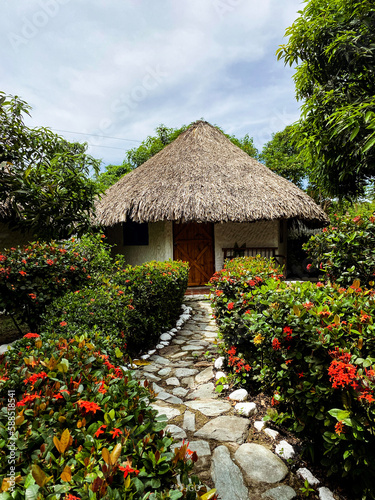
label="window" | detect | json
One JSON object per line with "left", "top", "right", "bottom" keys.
{"left": 122, "top": 220, "right": 149, "bottom": 246}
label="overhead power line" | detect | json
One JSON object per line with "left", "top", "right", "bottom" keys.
{"left": 51, "top": 128, "right": 142, "bottom": 143}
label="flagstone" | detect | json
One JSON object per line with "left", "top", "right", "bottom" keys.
{"left": 235, "top": 444, "right": 288, "bottom": 483}
{"left": 185, "top": 399, "right": 231, "bottom": 417}
{"left": 195, "top": 416, "right": 249, "bottom": 443}
{"left": 211, "top": 445, "right": 249, "bottom": 500}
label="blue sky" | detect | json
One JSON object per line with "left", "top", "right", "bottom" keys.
{"left": 2, "top": 0, "right": 304, "bottom": 168}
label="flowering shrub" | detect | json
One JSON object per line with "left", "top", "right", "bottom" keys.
{"left": 0, "top": 331, "right": 210, "bottom": 499}
{"left": 304, "top": 212, "right": 375, "bottom": 287}
{"left": 0, "top": 233, "right": 113, "bottom": 331}
{"left": 210, "top": 261, "right": 375, "bottom": 497}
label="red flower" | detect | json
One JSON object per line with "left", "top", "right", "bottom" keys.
{"left": 335, "top": 421, "right": 345, "bottom": 435}
{"left": 298, "top": 372, "right": 304, "bottom": 378}
{"left": 110, "top": 428, "right": 123, "bottom": 439}
{"left": 227, "top": 302, "right": 234, "bottom": 310}
{"left": 23, "top": 333, "right": 40, "bottom": 338}
{"left": 328, "top": 359, "right": 358, "bottom": 389}
{"left": 360, "top": 313, "right": 371, "bottom": 323}
{"left": 65, "top": 495, "right": 80, "bottom": 500}
{"left": 19, "top": 270, "right": 27, "bottom": 276}
{"left": 306, "top": 264, "right": 312, "bottom": 271}
{"left": 215, "top": 290, "right": 223, "bottom": 296}
{"left": 60, "top": 321, "right": 67, "bottom": 327}
{"left": 0, "top": 254, "right": 6, "bottom": 262}
{"left": 316, "top": 282, "right": 324, "bottom": 287}
{"left": 23, "top": 371, "right": 48, "bottom": 386}
{"left": 94, "top": 424, "right": 107, "bottom": 437}
{"left": 272, "top": 338, "right": 281, "bottom": 350}
{"left": 119, "top": 464, "right": 139, "bottom": 479}
{"left": 77, "top": 400, "right": 101, "bottom": 414}
{"left": 46, "top": 259, "right": 54, "bottom": 265}
{"left": 303, "top": 301, "right": 314, "bottom": 310}
{"left": 244, "top": 310, "right": 251, "bottom": 314}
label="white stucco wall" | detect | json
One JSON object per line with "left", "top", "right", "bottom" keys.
{"left": 214, "top": 221, "right": 280, "bottom": 271}
{"left": 107, "top": 221, "right": 173, "bottom": 266}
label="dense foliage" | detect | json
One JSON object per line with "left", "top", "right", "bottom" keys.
{"left": 0, "top": 92, "right": 102, "bottom": 240}
{"left": 304, "top": 212, "right": 375, "bottom": 286}
{"left": 210, "top": 257, "right": 375, "bottom": 498}
{"left": 0, "top": 330, "right": 205, "bottom": 499}
{"left": 0, "top": 234, "right": 112, "bottom": 331}
{"left": 277, "top": 0, "right": 375, "bottom": 199}
{"left": 42, "top": 260, "right": 189, "bottom": 356}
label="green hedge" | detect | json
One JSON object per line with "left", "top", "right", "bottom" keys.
{"left": 41, "top": 260, "right": 189, "bottom": 356}
{"left": 210, "top": 257, "right": 375, "bottom": 498}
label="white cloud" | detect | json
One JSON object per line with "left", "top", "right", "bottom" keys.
{"left": 1, "top": 0, "right": 303, "bottom": 166}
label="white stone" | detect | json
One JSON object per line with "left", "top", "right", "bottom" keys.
{"left": 0, "top": 344, "right": 11, "bottom": 354}
{"left": 173, "top": 387, "right": 188, "bottom": 398}
{"left": 264, "top": 428, "right": 279, "bottom": 440}
{"left": 160, "top": 341, "right": 169, "bottom": 346}
{"left": 158, "top": 367, "right": 171, "bottom": 377}
{"left": 175, "top": 368, "right": 198, "bottom": 378}
{"left": 262, "top": 485, "right": 297, "bottom": 500}
{"left": 254, "top": 420, "right": 266, "bottom": 432}
{"left": 214, "top": 356, "right": 224, "bottom": 369}
{"left": 151, "top": 404, "right": 180, "bottom": 420}
{"left": 148, "top": 349, "right": 156, "bottom": 355}
{"left": 141, "top": 354, "right": 150, "bottom": 360}
{"left": 195, "top": 366, "right": 214, "bottom": 384}
{"left": 235, "top": 402, "right": 257, "bottom": 417}
{"left": 183, "top": 410, "right": 196, "bottom": 431}
{"left": 211, "top": 445, "right": 249, "bottom": 500}
{"left": 185, "top": 399, "right": 231, "bottom": 417}
{"left": 235, "top": 444, "right": 288, "bottom": 484}
{"left": 275, "top": 440, "right": 295, "bottom": 460}
{"left": 318, "top": 487, "right": 335, "bottom": 500}
{"left": 297, "top": 468, "right": 320, "bottom": 487}
{"left": 215, "top": 371, "right": 227, "bottom": 380}
{"left": 160, "top": 333, "right": 172, "bottom": 341}
{"left": 229, "top": 388, "right": 248, "bottom": 401}
{"left": 165, "top": 424, "right": 186, "bottom": 439}
{"left": 166, "top": 377, "right": 180, "bottom": 386}
{"left": 156, "top": 344, "right": 165, "bottom": 349}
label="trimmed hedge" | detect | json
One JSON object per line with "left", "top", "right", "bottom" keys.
{"left": 41, "top": 260, "right": 189, "bottom": 356}
{"left": 210, "top": 257, "right": 375, "bottom": 498}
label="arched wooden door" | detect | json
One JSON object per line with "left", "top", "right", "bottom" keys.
{"left": 173, "top": 222, "right": 215, "bottom": 286}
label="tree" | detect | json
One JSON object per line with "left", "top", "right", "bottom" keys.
{"left": 277, "top": 0, "right": 375, "bottom": 199}
{"left": 260, "top": 125, "right": 309, "bottom": 188}
{"left": 0, "top": 92, "right": 102, "bottom": 240}
{"left": 94, "top": 163, "right": 132, "bottom": 192}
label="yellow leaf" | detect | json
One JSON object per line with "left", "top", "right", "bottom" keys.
{"left": 133, "top": 359, "right": 151, "bottom": 366}
{"left": 124, "top": 474, "right": 131, "bottom": 489}
{"left": 110, "top": 443, "right": 122, "bottom": 465}
{"left": 32, "top": 464, "right": 52, "bottom": 487}
{"left": 35, "top": 340, "right": 42, "bottom": 349}
{"left": 61, "top": 465, "right": 72, "bottom": 482}
{"left": 102, "top": 448, "right": 111, "bottom": 465}
{"left": 53, "top": 436, "right": 63, "bottom": 454}
{"left": 358, "top": 338, "right": 363, "bottom": 350}
{"left": 58, "top": 416, "right": 66, "bottom": 423}
{"left": 353, "top": 279, "right": 361, "bottom": 289}
{"left": 334, "top": 314, "right": 340, "bottom": 326}
{"left": 199, "top": 489, "right": 217, "bottom": 500}
{"left": 15, "top": 414, "right": 25, "bottom": 426}
{"left": 1, "top": 477, "right": 12, "bottom": 492}
{"left": 293, "top": 305, "right": 300, "bottom": 317}
{"left": 60, "top": 429, "right": 70, "bottom": 453}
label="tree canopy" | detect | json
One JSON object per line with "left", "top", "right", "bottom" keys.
{"left": 260, "top": 125, "right": 309, "bottom": 189}
{"left": 277, "top": 0, "right": 375, "bottom": 199}
{"left": 0, "top": 92, "right": 102, "bottom": 240}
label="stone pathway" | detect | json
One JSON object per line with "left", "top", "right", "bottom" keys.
{"left": 132, "top": 297, "right": 340, "bottom": 500}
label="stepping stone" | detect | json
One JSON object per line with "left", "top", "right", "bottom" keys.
{"left": 235, "top": 402, "right": 257, "bottom": 417}
{"left": 229, "top": 389, "right": 248, "bottom": 401}
{"left": 172, "top": 339, "right": 185, "bottom": 345}
{"left": 262, "top": 485, "right": 297, "bottom": 499}
{"left": 195, "top": 366, "right": 214, "bottom": 384}
{"left": 170, "top": 352, "right": 188, "bottom": 359}
{"left": 172, "top": 387, "right": 188, "bottom": 398}
{"left": 166, "top": 377, "right": 180, "bottom": 386}
{"left": 175, "top": 368, "right": 198, "bottom": 378}
{"left": 186, "top": 382, "right": 217, "bottom": 400}
{"left": 235, "top": 444, "right": 288, "bottom": 483}
{"left": 195, "top": 416, "right": 249, "bottom": 443}
{"left": 181, "top": 345, "right": 204, "bottom": 351}
{"left": 165, "top": 424, "right": 186, "bottom": 439}
{"left": 211, "top": 445, "right": 249, "bottom": 500}
{"left": 186, "top": 440, "right": 211, "bottom": 457}
{"left": 165, "top": 395, "right": 184, "bottom": 404}
{"left": 151, "top": 404, "right": 180, "bottom": 420}
{"left": 142, "top": 373, "right": 161, "bottom": 382}
{"left": 275, "top": 440, "right": 295, "bottom": 460}
{"left": 297, "top": 468, "right": 320, "bottom": 486}
{"left": 185, "top": 399, "right": 231, "bottom": 417}
{"left": 183, "top": 410, "right": 196, "bottom": 431}
{"left": 160, "top": 333, "right": 172, "bottom": 341}
{"left": 204, "top": 332, "right": 218, "bottom": 339}
{"left": 158, "top": 367, "right": 172, "bottom": 377}
{"left": 143, "top": 365, "right": 159, "bottom": 373}
{"left": 150, "top": 355, "right": 170, "bottom": 366}
{"left": 181, "top": 376, "right": 195, "bottom": 388}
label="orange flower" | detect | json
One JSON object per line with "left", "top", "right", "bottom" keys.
{"left": 119, "top": 464, "right": 139, "bottom": 479}
{"left": 60, "top": 321, "right": 67, "bottom": 327}
{"left": 94, "top": 424, "right": 107, "bottom": 437}
{"left": 335, "top": 421, "right": 345, "bottom": 435}
{"left": 76, "top": 400, "right": 101, "bottom": 414}
{"left": 110, "top": 428, "right": 123, "bottom": 439}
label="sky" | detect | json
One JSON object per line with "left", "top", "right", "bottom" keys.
{"left": 2, "top": 0, "right": 304, "bottom": 169}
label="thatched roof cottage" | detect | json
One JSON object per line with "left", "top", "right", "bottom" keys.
{"left": 96, "top": 121, "right": 328, "bottom": 285}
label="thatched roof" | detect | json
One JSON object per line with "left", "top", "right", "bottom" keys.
{"left": 95, "top": 120, "right": 329, "bottom": 227}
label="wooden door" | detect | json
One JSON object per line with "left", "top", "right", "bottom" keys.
{"left": 173, "top": 222, "right": 215, "bottom": 286}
